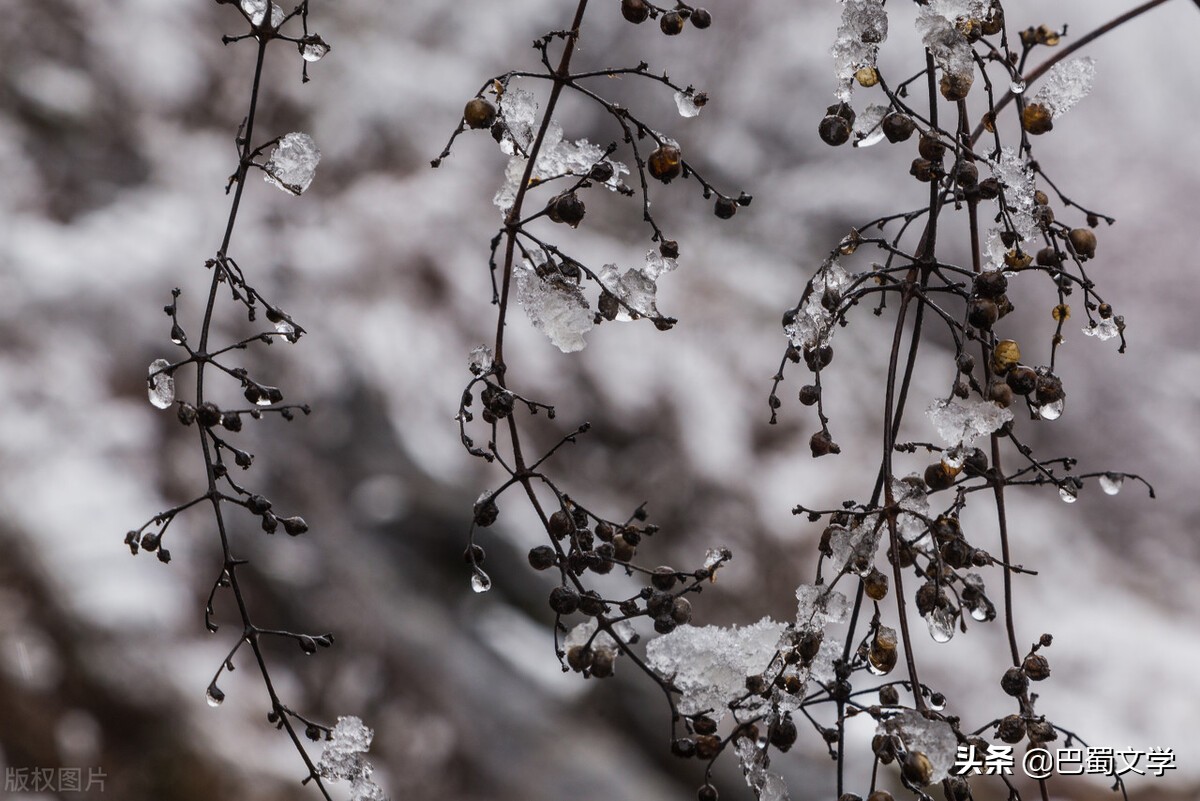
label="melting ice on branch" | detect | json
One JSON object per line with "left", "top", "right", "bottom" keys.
{"left": 264, "top": 132, "right": 321, "bottom": 195}
{"left": 915, "top": 1, "right": 985, "bottom": 96}
{"left": 984, "top": 147, "right": 1036, "bottom": 270}
{"left": 831, "top": 0, "right": 888, "bottom": 102}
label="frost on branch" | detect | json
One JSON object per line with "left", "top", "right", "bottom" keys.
{"left": 492, "top": 89, "right": 628, "bottom": 214}
{"left": 1030, "top": 57, "right": 1096, "bottom": 119}
{"left": 984, "top": 147, "right": 1036, "bottom": 270}
{"left": 926, "top": 398, "right": 1012, "bottom": 449}
{"left": 645, "top": 617, "right": 786, "bottom": 721}
{"left": 876, "top": 709, "right": 958, "bottom": 784}
{"left": 784, "top": 257, "right": 853, "bottom": 350}
{"left": 892, "top": 476, "right": 931, "bottom": 541}
{"left": 853, "top": 103, "right": 889, "bottom": 148}
{"left": 514, "top": 256, "right": 594, "bottom": 352}
{"left": 830, "top": 0, "right": 888, "bottom": 102}
{"left": 317, "top": 716, "right": 389, "bottom": 800}
{"left": 264, "top": 132, "right": 321, "bottom": 195}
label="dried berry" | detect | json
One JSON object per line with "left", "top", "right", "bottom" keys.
{"left": 463, "top": 97, "right": 497, "bottom": 130}
{"left": 660, "top": 10, "right": 684, "bottom": 35}
{"left": 882, "top": 112, "right": 916, "bottom": 143}
{"left": 620, "top": 0, "right": 649, "bottom": 24}
{"left": 648, "top": 144, "right": 683, "bottom": 182}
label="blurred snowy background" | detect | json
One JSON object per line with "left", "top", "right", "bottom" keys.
{"left": 1, "top": 0, "right": 1198, "bottom": 799}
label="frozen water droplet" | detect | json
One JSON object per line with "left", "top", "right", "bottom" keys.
{"left": 470, "top": 568, "right": 492, "bottom": 593}
{"left": 1059, "top": 484, "right": 1078, "bottom": 503}
{"left": 673, "top": 90, "right": 703, "bottom": 118}
{"left": 1083, "top": 318, "right": 1119, "bottom": 340}
{"left": 969, "top": 601, "right": 993, "bottom": 622}
{"left": 1010, "top": 78, "right": 1026, "bottom": 94}
{"left": 929, "top": 693, "right": 947, "bottom": 711}
{"left": 264, "top": 132, "right": 321, "bottom": 195}
{"left": 301, "top": 37, "right": 330, "bottom": 62}
{"left": 148, "top": 359, "right": 175, "bottom": 409}
{"left": 205, "top": 684, "right": 225, "bottom": 707}
{"left": 926, "top": 607, "right": 955, "bottom": 643}
{"left": 170, "top": 323, "right": 185, "bottom": 345}
{"left": 1037, "top": 398, "right": 1064, "bottom": 421}
{"left": 273, "top": 318, "right": 296, "bottom": 340}
{"left": 468, "top": 345, "right": 494, "bottom": 376}
{"left": 1099, "top": 473, "right": 1124, "bottom": 496}
{"left": 704, "top": 547, "right": 730, "bottom": 570}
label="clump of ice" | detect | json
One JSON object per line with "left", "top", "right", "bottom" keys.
{"left": 915, "top": 1, "right": 984, "bottom": 95}
{"left": 784, "top": 258, "right": 854, "bottom": 350}
{"left": 317, "top": 716, "right": 389, "bottom": 801}
{"left": 830, "top": 0, "right": 889, "bottom": 102}
{"left": 828, "top": 522, "right": 882, "bottom": 576}
{"left": 926, "top": 398, "right": 1012, "bottom": 447}
{"left": 264, "top": 132, "right": 320, "bottom": 195}
{"left": 645, "top": 617, "right": 787, "bottom": 720}
{"left": 514, "top": 257, "right": 594, "bottom": 352}
{"left": 1030, "top": 57, "right": 1096, "bottom": 118}
{"left": 492, "top": 89, "right": 628, "bottom": 214}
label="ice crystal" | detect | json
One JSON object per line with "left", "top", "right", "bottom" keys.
{"left": 878, "top": 710, "right": 958, "bottom": 783}
{"left": 926, "top": 398, "right": 1012, "bottom": 448}
{"left": 830, "top": 0, "right": 888, "bottom": 102}
{"left": 514, "top": 258, "right": 594, "bottom": 352}
{"left": 795, "top": 584, "right": 848, "bottom": 628}
{"left": 1030, "top": 57, "right": 1096, "bottom": 118}
{"left": 645, "top": 617, "right": 786, "bottom": 721}
{"left": 241, "top": 0, "right": 283, "bottom": 26}
{"left": 264, "top": 132, "right": 320, "bottom": 195}
{"left": 148, "top": 359, "right": 174, "bottom": 409}
{"left": 467, "top": 345, "right": 494, "bottom": 376}
{"left": 784, "top": 258, "right": 854, "bottom": 350}
{"left": 1082, "top": 318, "right": 1119, "bottom": 341}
